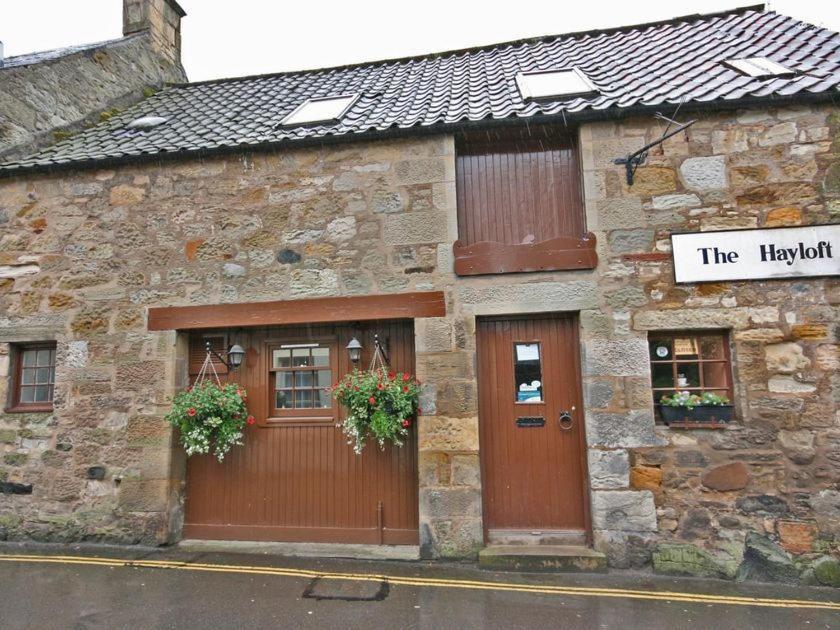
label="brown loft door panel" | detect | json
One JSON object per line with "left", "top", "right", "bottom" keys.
{"left": 454, "top": 128, "right": 596, "bottom": 275}
{"left": 477, "top": 314, "right": 590, "bottom": 538}
{"left": 183, "top": 320, "right": 419, "bottom": 545}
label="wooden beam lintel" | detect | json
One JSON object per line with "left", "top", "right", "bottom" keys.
{"left": 147, "top": 291, "right": 446, "bottom": 331}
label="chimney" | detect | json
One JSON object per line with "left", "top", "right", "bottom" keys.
{"left": 123, "top": 0, "right": 186, "bottom": 66}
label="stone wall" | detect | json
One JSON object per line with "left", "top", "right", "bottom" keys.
{"left": 579, "top": 103, "right": 839, "bottom": 582}
{"left": 0, "top": 103, "right": 837, "bottom": 581}
{"left": 0, "top": 20, "right": 186, "bottom": 160}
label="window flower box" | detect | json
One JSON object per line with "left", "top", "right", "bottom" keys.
{"left": 659, "top": 404, "right": 734, "bottom": 427}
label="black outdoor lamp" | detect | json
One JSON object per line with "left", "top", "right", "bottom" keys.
{"left": 205, "top": 341, "right": 246, "bottom": 371}
{"left": 346, "top": 337, "right": 363, "bottom": 364}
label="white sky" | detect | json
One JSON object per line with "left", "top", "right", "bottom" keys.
{"left": 2, "top": 1, "right": 839, "bottom": 82}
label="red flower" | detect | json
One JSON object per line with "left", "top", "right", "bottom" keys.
{"left": 187, "top": 407, "right": 196, "bottom": 417}
{"left": 368, "top": 396, "right": 377, "bottom": 405}
{"left": 402, "top": 373, "right": 410, "bottom": 382}
{"left": 377, "top": 383, "right": 384, "bottom": 391}
{"left": 403, "top": 385, "right": 409, "bottom": 393}
{"left": 246, "top": 415, "right": 256, "bottom": 425}
{"left": 402, "top": 419, "right": 411, "bottom": 428}
{"left": 388, "top": 371, "right": 396, "bottom": 380}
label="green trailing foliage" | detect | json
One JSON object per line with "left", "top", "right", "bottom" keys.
{"left": 165, "top": 381, "right": 253, "bottom": 462}
{"left": 660, "top": 391, "right": 730, "bottom": 409}
{"left": 333, "top": 368, "right": 420, "bottom": 454}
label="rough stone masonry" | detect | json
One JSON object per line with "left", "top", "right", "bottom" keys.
{"left": 0, "top": 102, "right": 838, "bottom": 585}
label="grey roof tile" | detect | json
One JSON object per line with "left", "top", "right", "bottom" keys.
{"left": 2, "top": 7, "right": 838, "bottom": 173}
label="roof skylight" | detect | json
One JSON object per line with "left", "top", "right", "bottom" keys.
{"left": 724, "top": 57, "right": 795, "bottom": 78}
{"left": 280, "top": 94, "right": 359, "bottom": 127}
{"left": 515, "top": 69, "right": 597, "bottom": 101}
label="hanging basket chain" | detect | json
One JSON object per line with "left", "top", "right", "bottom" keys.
{"left": 194, "top": 346, "right": 222, "bottom": 388}
{"left": 368, "top": 335, "right": 389, "bottom": 373}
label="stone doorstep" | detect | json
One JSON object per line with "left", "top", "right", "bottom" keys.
{"left": 478, "top": 545, "right": 608, "bottom": 573}
{"left": 178, "top": 539, "right": 420, "bottom": 561}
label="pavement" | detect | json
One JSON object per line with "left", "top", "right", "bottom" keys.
{"left": 1, "top": 543, "right": 838, "bottom": 629}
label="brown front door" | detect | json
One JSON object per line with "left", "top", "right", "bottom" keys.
{"left": 182, "top": 320, "right": 418, "bottom": 545}
{"left": 477, "top": 314, "right": 589, "bottom": 542}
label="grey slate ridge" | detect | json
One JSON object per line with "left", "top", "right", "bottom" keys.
{"left": 2, "top": 6, "right": 838, "bottom": 173}
{"left": 0, "top": 35, "right": 143, "bottom": 70}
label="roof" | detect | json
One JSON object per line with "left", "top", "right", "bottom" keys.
{"left": 2, "top": 6, "right": 839, "bottom": 174}
{"left": 0, "top": 35, "right": 139, "bottom": 71}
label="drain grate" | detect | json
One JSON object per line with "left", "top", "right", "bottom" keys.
{"left": 302, "top": 577, "right": 390, "bottom": 602}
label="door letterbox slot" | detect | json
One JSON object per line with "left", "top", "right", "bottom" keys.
{"left": 516, "top": 416, "right": 545, "bottom": 428}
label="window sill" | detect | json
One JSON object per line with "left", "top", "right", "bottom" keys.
{"left": 262, "top": 416, "right": 336, "bottom": 428}
{"left": 662, "top": 421, "right": 731, "bottom": 430}
{"left": 4, "top": 405, "right": 54, "bottom": 414}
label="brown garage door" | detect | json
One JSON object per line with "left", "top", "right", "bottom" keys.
{"left": 182, "top": 320, "right": 418, "bottom": 545}
{"left": 477, "top": 314, "right": 590, "bottom": 542}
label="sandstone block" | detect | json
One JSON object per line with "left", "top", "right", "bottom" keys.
{"left": 588, "top": 449, "right": 630, "bottom": 489}
{"left": 777, "top": 520, "right": 817, "bottom": 554}
{"left": 383, "top": 212, "right": 448, "bottom": 245}
{"left": 651, "top": 193, "right": 701, "bottom": 210}
{"left": 117, "top": 479, "right": 169, "bottom": 512}
{"left": 418, "top": 416, "right": 479, "bottom": 452}
{"left": 680, "top": 155, "right": 727, "bottom": 191}
{"left": 764, "top": 343, "right": 810, "bottom": 374}
{"left": 608, "top": 229, "right": 654, "bottom": 254}
{"left": 586, "top": 410, "right": 661, "bottom": 448}
{"left": 791, "top": 324, "right": 828, "bottom": 340}
{"left": 458, "top": 280, "right": 597, "bottom": 314}
{"left": 701, "top": 462, "right": 749, "bottom": 491}
{"left": 768, "top": 376, "right": 816, "bottom": 393}
{"left": 778, "top": 429, "right": 816, "bottom": 464}
{"left": 711, "top": 128, "right": 748, "bottom": 154}
{"left": 109, "top": 185, "right": 146, "bottom": 205}
{"left": 416, "top": 318, "right": 452, "bottom": 353}
{"left": 764, "top": 206, "right": 801, "bottom": 227}
{"left": 630, "top": 464, "right": 662, "bottom": 490}
{"left": 583, "top": 338, "right": 650, "bottom": 377}
{"left": 595, "top": 197, "right": 644, "bottom": 229}
{"left": 395, "top": 158, "right": 447, "bottom": 185}
{"left": 591, "top": 490, "right": 657, "bottom": 531}
{"left": 758, "top": 122, "right": 797, "bottom": 147}
{"left": 632, "top": 167, "right": 677, "bottom": 196}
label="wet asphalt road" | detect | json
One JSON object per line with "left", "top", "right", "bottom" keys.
{"left": 0, "top": 544, "right": 837, "bottom": 630}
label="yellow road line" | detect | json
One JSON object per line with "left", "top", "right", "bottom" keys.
{"left": 1, "top": 554, "right": 837, "bottom": 611}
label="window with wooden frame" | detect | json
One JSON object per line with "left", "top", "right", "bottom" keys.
{"left": 267, "top": 341, "right": 336, "bottom": 424}
{"left": 7, "top": 343, "right": 57, "bottom": 412}
{"left": 453, "top": 125, "right": 597, "bottom": 276}
{"left": 648, "top": 332, "right": 733, "bottom": 418}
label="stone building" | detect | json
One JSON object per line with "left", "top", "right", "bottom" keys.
{"left": 0, "top": 0, "right": 186, "bottom": 160}
{"left": 0, "top": 6, "right": 838, "bottom": 586}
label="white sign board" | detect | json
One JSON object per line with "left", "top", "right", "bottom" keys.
{"left": 671, "top": 225, "right": 840, "bottom": 284}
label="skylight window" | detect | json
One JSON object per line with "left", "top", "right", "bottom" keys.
{"left": 126, "top": 115, "right": 168, "bottom": 130}
{"left": 725, "top": 57, "right": 795, "bottom": 78}
{"left": 515, "top": 69, "right": 597, "bottom": 101}
{"left": 280, "top": 94, "right": 359, "bottom": 127}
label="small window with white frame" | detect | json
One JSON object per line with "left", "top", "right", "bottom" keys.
{"left": 724, "top": 57, "right": 795, "bottom": 78}
{"left": 279, "top": 94, "right": 359, "bottom": 127}
{"left": 515, "top": 68, "right": 598, "bottom": 101}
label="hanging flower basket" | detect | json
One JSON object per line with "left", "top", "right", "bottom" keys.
{"left": 333, "top": 368, "right": 420, "bottom": 454}
{"left": 165, "top": 350, "right": 254, "bottom": 462}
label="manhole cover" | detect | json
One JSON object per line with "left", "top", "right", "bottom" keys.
{"left": 302, "top": 577, "right": 389, "bottom": 601}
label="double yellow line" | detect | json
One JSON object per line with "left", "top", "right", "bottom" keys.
{"left": 1, "top": 553, "right": 838, "bottom": 611}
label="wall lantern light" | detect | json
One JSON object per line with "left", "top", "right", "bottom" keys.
{"left": 205, "top": 341, "right": 246, "bottom": 371}
{"left": 227, "top": 344, "right": 246, "bottom": 369}
{"left": 346, "top": 337, "right": 363, "bottom": 363}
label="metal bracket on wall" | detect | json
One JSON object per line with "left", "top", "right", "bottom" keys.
{"left": 613, "top": 112, "right": 696, "bottom": 186}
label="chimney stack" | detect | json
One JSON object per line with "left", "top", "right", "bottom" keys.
{"left": 123, "top": 0, "right": 186, "bottom": 66}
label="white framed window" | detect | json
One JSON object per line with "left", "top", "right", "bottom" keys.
{"left": 279, "top": 94, "right": 359, "bottom": 127}
{"left": 515, "top": 68, "right": 597, "bottom": 100}
{"left": 724, "top": 57, "right": 795, "bottom": 78}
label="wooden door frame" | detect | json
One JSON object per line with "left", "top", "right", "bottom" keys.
{"left": 476, "top": 311, "right": 593, "bottom": 545}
